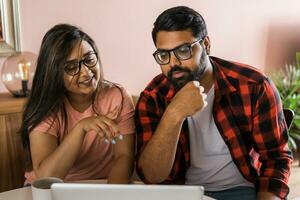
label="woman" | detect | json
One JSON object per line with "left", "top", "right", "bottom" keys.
{"left": 20, "top": 24, "right": 135, "bottom": 184}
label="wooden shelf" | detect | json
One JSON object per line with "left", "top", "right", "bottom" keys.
{"left": 0, "top": 93, "right": 27, "bottom": 115}
{"left": 0, "top": 93, "right": 27, "bottom": 192}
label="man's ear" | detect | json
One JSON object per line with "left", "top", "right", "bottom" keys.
{"left": 203, "top": 36, "right": 211, "bottom": 55}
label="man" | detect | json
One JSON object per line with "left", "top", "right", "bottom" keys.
{"left": 135, "top": 6, "right": 292, "bottom": 200}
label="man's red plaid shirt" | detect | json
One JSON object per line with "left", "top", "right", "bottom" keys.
{"left": 135, "top": 56, "right": 292, "bottom": 199}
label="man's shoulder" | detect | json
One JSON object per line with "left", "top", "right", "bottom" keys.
{"left": 142, "top": 74, "right": 171, "bottom": 94}
{"left": 211, "top": 56, "right": 267, "bottom": 84}
{"left": 138, "top": 74, "right": 176, "bottom": 105}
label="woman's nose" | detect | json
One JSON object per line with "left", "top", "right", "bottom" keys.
{"left": 79, "top": 64, "right": 93, "bottom": 76}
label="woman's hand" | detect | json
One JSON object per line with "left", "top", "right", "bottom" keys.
{"left": 77, "top": 106, "right": 121, "bottom": 142}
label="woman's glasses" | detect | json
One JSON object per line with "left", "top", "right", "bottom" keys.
{"left": 64, "top": 52, "right": 98, "bottom": 76}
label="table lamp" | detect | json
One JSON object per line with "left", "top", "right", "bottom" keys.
{"left": 1, "top": 52, "right": 37, "bottom": 97}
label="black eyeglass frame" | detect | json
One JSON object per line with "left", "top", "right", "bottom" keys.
{"left": 153, "top": 38, "right": 203, "bottom": 65}
{"left": 64, "top": 52, "right": 98, "bottom": 76}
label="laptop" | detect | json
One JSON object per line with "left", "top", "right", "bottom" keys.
{"left": 51, "top": 183, "right": 204, "bottom": 200}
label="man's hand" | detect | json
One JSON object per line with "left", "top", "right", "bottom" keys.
{"left": 170, "top": 81, "right": 207, "bottom": 119}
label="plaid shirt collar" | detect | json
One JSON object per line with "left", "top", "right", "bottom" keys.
{"left": 211, "top": 56, "right": 237, "bottom": 97}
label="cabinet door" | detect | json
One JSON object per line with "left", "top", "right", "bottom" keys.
{"left": 0, "top": 112, "right": 26, "bottom": 192}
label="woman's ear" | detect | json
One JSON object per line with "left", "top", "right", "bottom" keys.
{"left": 203, "top": 36, "right": 211, "bottom": 55}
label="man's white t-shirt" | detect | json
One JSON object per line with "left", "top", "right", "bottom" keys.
{"left": 185, "top": 85, "right": 253, "bottom": 191}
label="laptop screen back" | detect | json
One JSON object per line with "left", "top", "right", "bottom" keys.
{"left": 51, "top": 183, "right": 204, "bottom": 200}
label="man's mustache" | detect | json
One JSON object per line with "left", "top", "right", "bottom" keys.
{"left": 168, "top": 66, "right": 191, "bottom": 77}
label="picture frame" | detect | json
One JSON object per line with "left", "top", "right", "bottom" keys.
{"left": 0, "top": 0, "right": 21, "bottom": 56}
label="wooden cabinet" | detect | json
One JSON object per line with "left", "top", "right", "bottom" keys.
{"left": 0, "top": 93, "right": 27, "bottom": 192}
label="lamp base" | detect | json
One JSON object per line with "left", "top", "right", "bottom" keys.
{"left": 11, "top": 89, "right": 30, "bottom": 97}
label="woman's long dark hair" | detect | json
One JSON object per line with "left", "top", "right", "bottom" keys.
{"left": 20, "top": 24, "right": 107, "bottom": 169}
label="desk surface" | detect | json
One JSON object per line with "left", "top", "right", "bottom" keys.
{"left": 0, "top": 187, "right": 32, "bottom": 200}
{"left": 0, "top": 186, "right": 214, "bottom": 200}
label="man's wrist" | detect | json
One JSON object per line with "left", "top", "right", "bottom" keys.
{"left": 165, "top": 104, "right": 186, "bottom": 123}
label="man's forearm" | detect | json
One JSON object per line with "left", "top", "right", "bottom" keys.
{"left": 138, "top": 106, "right": 185, "bottom": 183}
{"left": 257, "top": 192, "right": 281, "bottom": 200}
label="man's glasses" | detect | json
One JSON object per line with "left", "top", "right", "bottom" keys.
{"left": 153, "top": 39, "right": 202, "bottom": 65}
{"left": 64, "top": 52, "right": 98, "bottom": 76}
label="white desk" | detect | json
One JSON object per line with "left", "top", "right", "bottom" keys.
{"left": 0, "top": 187, "right": 32, "bottom": 200}
{"left": 0, "top": 186, "right": 214, "bottom": 200}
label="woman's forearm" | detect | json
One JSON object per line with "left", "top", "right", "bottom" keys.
{"left": 33, "top": 125, "right": 86, "bottom": 179}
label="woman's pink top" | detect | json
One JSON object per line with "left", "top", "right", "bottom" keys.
{"left": 25, "top": 85, "right": 135, "bottom": 184}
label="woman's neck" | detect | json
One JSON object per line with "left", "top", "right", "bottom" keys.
{"left": 66, "top": 93, "right": 94, "bottom": 112}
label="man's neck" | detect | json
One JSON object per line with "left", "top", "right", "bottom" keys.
{"left": 199, "top": 58, "right": 214, "bottom": 93}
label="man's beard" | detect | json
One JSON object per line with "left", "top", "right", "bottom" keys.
{"left": 167, "top": 66, "right": 195, "bottom": 89}
{"left": 167, "top": 51, "right": 207, "bottom": 90}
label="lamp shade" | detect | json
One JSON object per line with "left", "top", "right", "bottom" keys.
{"left": 1, "top": 52, "right": 37, "bottom": 97}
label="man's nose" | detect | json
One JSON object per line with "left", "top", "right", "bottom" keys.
{"left": 169, "top": 51, "right": 181, "bottom": 67}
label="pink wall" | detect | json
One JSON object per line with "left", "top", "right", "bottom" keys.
{"left": 1, "top": 0, "right": 300, "bottom": 95}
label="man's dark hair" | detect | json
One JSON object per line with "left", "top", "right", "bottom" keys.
{"left": 152, "top": 6, "right": 208, "bottom": 44}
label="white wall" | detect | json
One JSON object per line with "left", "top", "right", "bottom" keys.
{"left": 1, "top": 0, "right": 300, "bottom": 95}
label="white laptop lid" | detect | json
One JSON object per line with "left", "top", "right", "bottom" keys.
{"left": 51, "top": 183, "right": 204, "bottom": 200}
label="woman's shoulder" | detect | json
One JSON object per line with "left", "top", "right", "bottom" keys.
{"left": 95, "top": 81, "right": 132, "bottom": 113}
{"left": 99, "top": 81, "right": 129, "bottom": 98}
